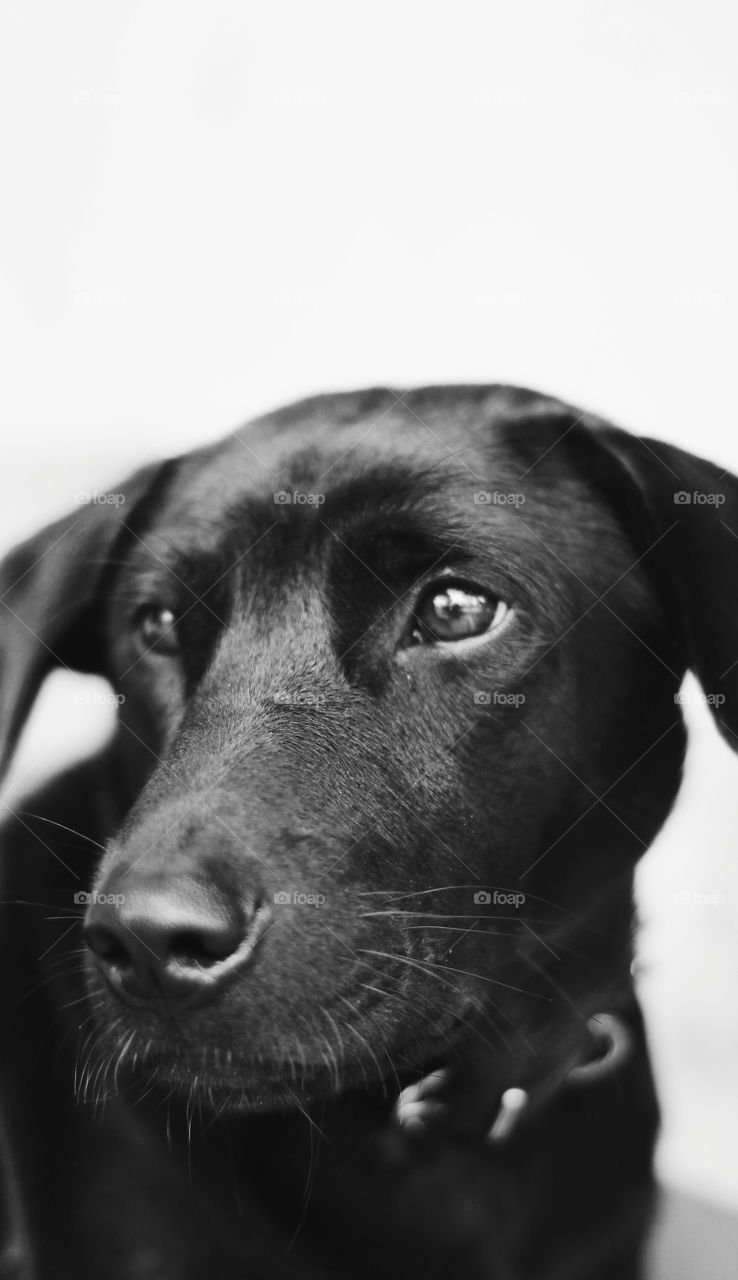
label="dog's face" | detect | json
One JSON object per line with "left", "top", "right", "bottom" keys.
{"left": 1, "top": 387, "right": 735, "bottom": 1111}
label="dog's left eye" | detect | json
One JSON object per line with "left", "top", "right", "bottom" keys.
{"left": 408, "top": 582, "right": 509, "bottom": 645}
{"left": 133, "top": 604, "right": 181, "bottom": 655}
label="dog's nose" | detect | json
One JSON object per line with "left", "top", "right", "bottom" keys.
{"left": 83, "top": 879, "right": 270, "bottom": 1005}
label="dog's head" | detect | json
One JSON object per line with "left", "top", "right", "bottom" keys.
{"left": 1, "top": 386, "right": 736, "bottom": 1110}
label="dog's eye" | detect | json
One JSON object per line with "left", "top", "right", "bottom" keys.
{"left": 133, "top": 604, "right": 180, "bottom": 655}
{"left": 408, "top": 582, "right": 509, "bottom": 645}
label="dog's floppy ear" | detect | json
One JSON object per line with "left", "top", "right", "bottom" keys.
{"left": 0, "top": 460, "right": 170, "bottom": 778}
{"left": 594, "top": 427, "right": 738, "bottom": 748}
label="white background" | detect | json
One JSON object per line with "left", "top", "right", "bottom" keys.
{"left": 1, "top": 0, "right": 736, "bottom": 1208}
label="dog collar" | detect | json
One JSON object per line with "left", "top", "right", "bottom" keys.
{"left": 565, "top": 1012, "right": 633, "bottom": 1089}
{"left": 395, "top": 1011, "right": 632, "bottom": 1144}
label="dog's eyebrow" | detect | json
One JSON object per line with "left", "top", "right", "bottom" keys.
{"left": 338, "top": 522, "right": 478, "bottom": 583}
{"left": 323, "top": 459, "right": 485, "bottom": 537}
{"left": 108, "top": 524, "right": 238, "bottom": 600}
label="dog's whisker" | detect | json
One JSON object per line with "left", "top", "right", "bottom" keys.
{"left": 0, "top": 899, "right": 86, "bottom": 913}
{"left": 9, "top": 964, "right": 87, "bottom": 1011}
{"left": 332, "top": 992, "right": 386, "bottom": 1089}
{"left": 355, "top": 888, "right": 605, "bottom": 933}
{"left": 59, "top": 990, "right": 95, "bottom": 1012}
{"left": 359, "top": 948, "right": 551, "bottom": 1002}
{"left": 521, "top": 955, "right": 592, "bottom": 1026}
{"left": 319, "top": 1005, "right": 347, "bottom": 1073}
{"left": 0, "top": 811, "right": 109, "bottom": 853}
{"left": 358, "top": 948, "right": 540, "bottom": 1058}
{"left": 359, "top": 909, "right": 562, "bottom": 927}
{"left": 356, "top": 959, "right": 516, "bottom": 1064}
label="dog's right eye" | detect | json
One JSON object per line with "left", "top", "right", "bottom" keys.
{"left": 404, "top": 580, "right": 510, "bottom": 648}
{"left": 132, "top": 604, "right": 181, "bottom": 655}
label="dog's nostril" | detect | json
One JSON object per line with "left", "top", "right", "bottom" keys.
{"left": 84, "top": 882, "right": 268, "bottom": 1005}
{"left": 84, "top": 924, "right": 134, "bottom": 970}
{"left": 168, "top": 924, "right": 242, "bottom": 967}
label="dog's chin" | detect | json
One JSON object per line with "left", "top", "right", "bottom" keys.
{"left": 84, "top": 979, "right": 474, "bottom": 1115}
{"left": 84, "top": 1022, "right": 401, "bottom": 1114}
{"left": 138, "top": 1052, "right": 390, "bottom": 1114}
{"left": 89, "top": 1012, "right": 469, "bottom": 1116}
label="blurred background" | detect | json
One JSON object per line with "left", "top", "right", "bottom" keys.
{"left": 0, "top": 0, "right": 736, "bottom": 1227}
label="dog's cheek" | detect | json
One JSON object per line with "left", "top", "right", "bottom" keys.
{"left": 112, "top": 662, "right": 186, "bottom": 789}
{"left": 384, "top": 669, "right": 547, "bottom": 873}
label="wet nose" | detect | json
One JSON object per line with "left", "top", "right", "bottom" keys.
{"left": 83, "top": 877, "right": 270, "bottom": 1006}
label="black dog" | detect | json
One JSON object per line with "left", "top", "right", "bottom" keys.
{"left": 1, "top": 385, "right": 735, "bottom": 1279}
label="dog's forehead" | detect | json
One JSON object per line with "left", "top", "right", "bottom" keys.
{"left": 171, "top": 406, "right": 487, "bottom": 521}
{"left": 156, "top": 386, "right": 569, "bottom": 534}
{"left": 125, "top": 387, "right": 638, "bottom": 604}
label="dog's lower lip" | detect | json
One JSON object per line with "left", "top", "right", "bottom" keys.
{"left": 122, "top": 1022, "right": 465, "bottom": 1097}
{"left": 147, "top": 1048, "right": 311, "bottom": 1074}
{"left": 134, "top": 1050, "right": 374, "bottom": 1108}
{"left": 150, "top": 1047, "right": 376, "bottom": 1081}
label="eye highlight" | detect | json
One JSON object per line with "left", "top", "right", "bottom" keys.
{"left": 133, "top": 604, "right": 180, "bottom": 655}
{"left": 407, "top": 581, "right": 510, "bottom": 647}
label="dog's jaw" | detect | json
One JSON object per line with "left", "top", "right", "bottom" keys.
{"left": 78, "top": 982, "right": 476, "bottom": 1116}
